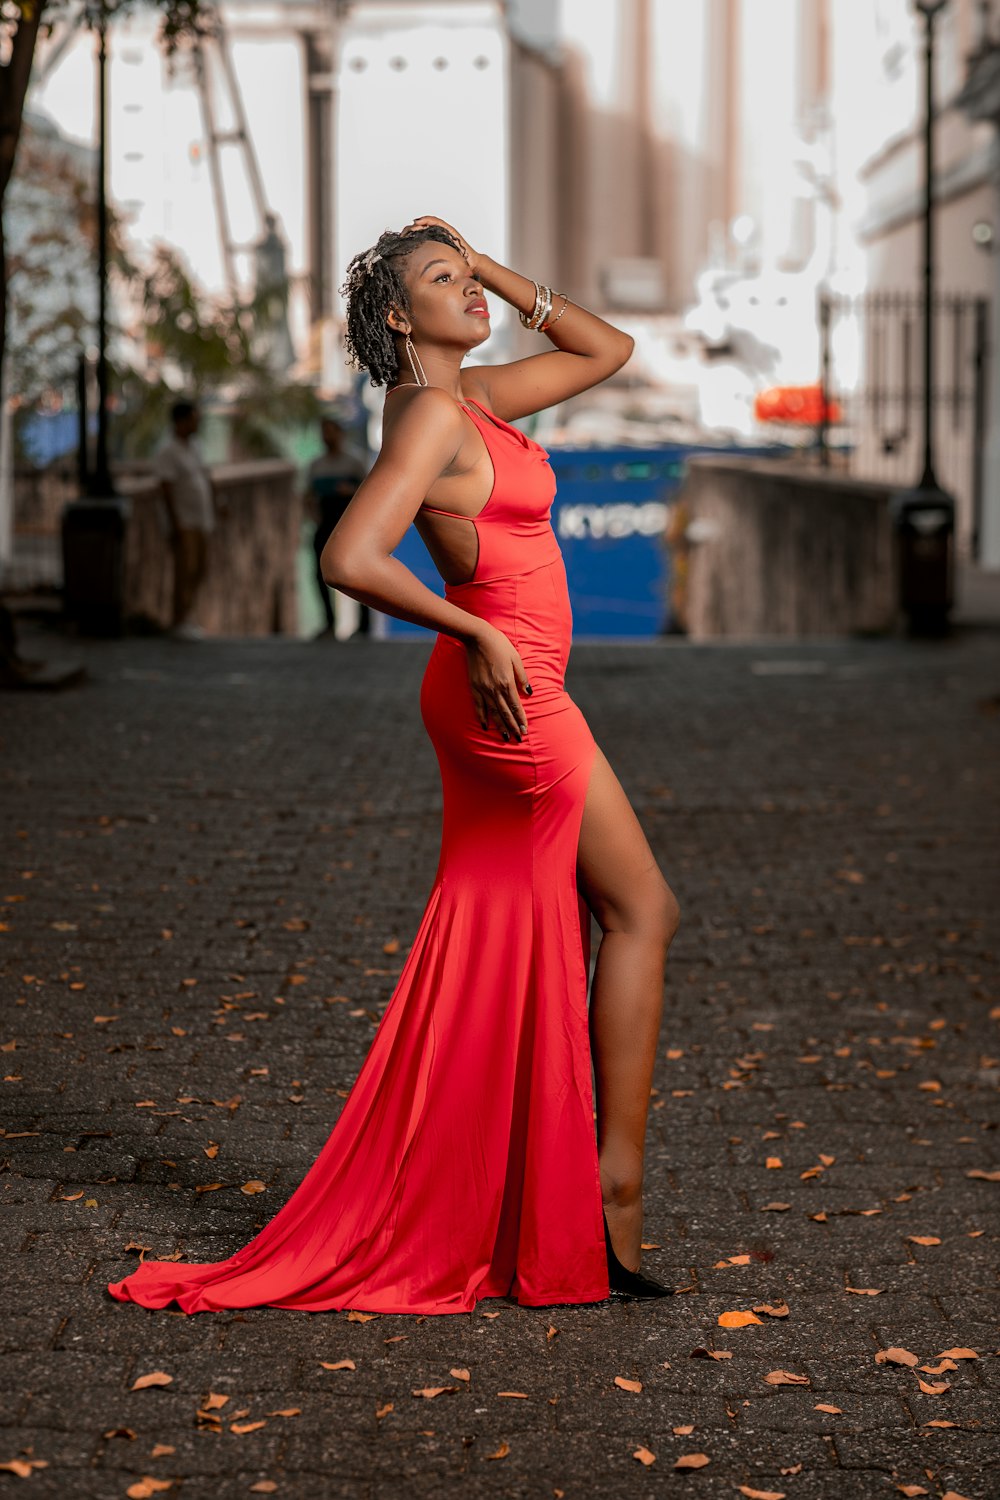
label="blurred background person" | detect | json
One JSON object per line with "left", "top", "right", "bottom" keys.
{"left": 155, "top": 399, "right": 218, "bottom": 642}
{"left": 306, "top": 413, "right": 370, "bottom": 640}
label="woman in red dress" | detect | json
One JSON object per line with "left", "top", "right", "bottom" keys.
{"left": 107, "top": 216, "right": 680, "bottom": 1315}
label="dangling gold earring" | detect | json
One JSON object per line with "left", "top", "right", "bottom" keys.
{"left": 405, "top": 332, "right": 428, "bottom": 387}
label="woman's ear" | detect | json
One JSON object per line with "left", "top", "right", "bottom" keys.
{"left": 385, "top": 306, "right": 409, "bottom": 336}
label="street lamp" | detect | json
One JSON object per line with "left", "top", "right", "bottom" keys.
{"left": 90, "top": 1, "right": 116, "bottom": 499}
{"left": 890, "top": 0, "right": 957, "bottom": 637}
{"left": 60, "top": 0, "right": 130, "bottom": 636}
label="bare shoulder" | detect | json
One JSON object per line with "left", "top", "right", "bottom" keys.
{"left": 378, "top": 385, "right": 464, "bottom": 469}
{"left": 385, "top": 384, "right": 464, "bottom": 430}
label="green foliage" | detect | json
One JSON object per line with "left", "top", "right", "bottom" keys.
{"left": 0, "top": 0, "right": 212, "bottom": 49}
{"left": 113, "top": 243, "right": 320, "bottom": 462}
{"left": 5, "top": 117, "right": 95, "bottom": 403}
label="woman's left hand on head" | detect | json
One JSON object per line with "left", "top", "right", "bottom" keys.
{"left": 400, "top": 216, "right": 481, "bottom": 276}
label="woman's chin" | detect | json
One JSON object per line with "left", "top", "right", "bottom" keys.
{"left": 465, "top": 323, "right": 492, "bottom": 349}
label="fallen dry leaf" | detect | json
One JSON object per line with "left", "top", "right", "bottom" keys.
{"left": 690, "top": 1347, "right": 732, "bottom": 1360}
{"left": 202, "top": 1393, "right": 229, "bottom": 1410}
{"left": 765, "top": 1157, "right": 783, "bottom": 1169}
{"left": 249, "top": 1485, "right": 278, "bottom": 1495}
{"left": 761, "top": 1201, "right": 790, "bottom": 1211}
{"left": 965, "top": 1169, "right": 1000, "bottom": 1181}
{"left": 230, "top": 1420, "right": 266, "bottom": 1434}
{"left": 675, "top": 1452, "right": 710, "bottom": 1469}
{"left": 906, "top": 1235, "right": 941, "bottom": 1246}
{"left": 919, "top": 1359, "right": 957, "bottom": 1375}
{"left": 815, "top": 1403, "right": 842, "bottom": 1414}
{"left": 924, "top": 1420, "right": 957, "bottom": 1429}
{"left": 375, "top": 1403, "right": 393, "bottom": 1420}
{"left": 764, "top": 1370, "right": 810, "bottom": 1386}
{"left": 737, "top": 1488, "right": 786, "bottom": 1500}
{"left": 614, "top": 1376, "right": 642, "bottom": 1393}
{"left": 265, "top": 1408, "right": 300, "bottom": 1418}
{"left": 449, "top": 1368, "right": 470, "bottom": 1382}
{"left": 411, "top": 1386, "right": 457, "bottom": 1398}
{"left": 240, "top": 1180, "right": 266, "bottom": 1195}
{"left": 753, "top": 1301, "right": 789, "bottom": 1319}
{"left": 875, "top": 1348, "right": 919, "bottom": 1367}
{"left": 320, "top": 1359, "right": 356, "bottom": 1371}
{"left": 485, "top": 1441, "right": 510, "bottom": 1460}
{"left": 673, "top": 1425, "right": 694, "bottom": 1435}
{"left": 719, "top": 1310, "right": 763, "bottom": 1328}
{"left": 845, "top": 1286, "right": 883, "bottom": 1295}
{"left": 895, "top": 1487, "right": 928, "bottom": 1497}
{"left": 497, "top": 1391, "right": 528, "bottom": 1398}
{"left": 937, "top": 1347, "right": 978, "bottom": 1360}
{"left": 632, "top": 1446, "right": 656, "bottom": 1466}
{"left": 346, "top": 1310, "right": 377, "bottom": 1322}
{"left": 126, "top": 1481, "right": 175, "bottom": 1498}
{"left": 0, "top": 1461, "right": 49, "bottom": 1478}
{"left": 130, "top": 1371, "right": 173, "bottom": 1391}
{"left": 915, "top": 1378, "right": 950, "bottom": 1395}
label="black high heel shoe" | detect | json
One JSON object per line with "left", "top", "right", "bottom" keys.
{"left": 603, "top": 1207, "right": 674, "bottom": 1299}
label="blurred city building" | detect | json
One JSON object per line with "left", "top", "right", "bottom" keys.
{"left": 20, "top": 0, "right": 1000, "bottom": 568}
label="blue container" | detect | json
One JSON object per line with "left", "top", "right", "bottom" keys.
{"left": 382, "top": 441, "right": 786, "bottom": 641}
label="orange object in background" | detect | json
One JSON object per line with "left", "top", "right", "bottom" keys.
{"left": 754, "top": 383, "right": 842, "bottom": 425}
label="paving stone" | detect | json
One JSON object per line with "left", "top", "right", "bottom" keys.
{"left": 2, "top": 619, "right": 998, "bottom": 1498}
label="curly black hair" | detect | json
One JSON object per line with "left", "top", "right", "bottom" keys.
{"left": 339, "top": 225, "right": 467, "bottom": 388}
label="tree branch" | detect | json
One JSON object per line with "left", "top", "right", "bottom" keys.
{"left": 0, "top": 1, "right": 46, "bottom": 205}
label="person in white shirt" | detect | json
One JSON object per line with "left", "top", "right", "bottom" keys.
{"left": 155, "top": 400, "right": 217, "bottom": 640}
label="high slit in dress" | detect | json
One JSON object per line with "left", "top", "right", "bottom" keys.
{"left": 106, "top": 391, "right": 611, "bottom": 1314}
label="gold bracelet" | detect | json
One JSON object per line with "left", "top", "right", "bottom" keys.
{"left": 540, "top": 293, "right": 569, "bottom": 332}
{"left": 519, "top": 281, "right": 542, "bottom": 328}
{"left": 532, "top": 286, "right": 553, "bottom": 330}
{"left": 519, "top": 281, "right": 558, "bottom": 329}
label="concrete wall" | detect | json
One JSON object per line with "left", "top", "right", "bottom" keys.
{"left": 678, "top": 455, "right": 900, "bottom": 638}
{"left": 122, "top": 460, "right": 300, "bottom": 637}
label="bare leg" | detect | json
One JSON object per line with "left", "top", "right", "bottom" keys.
{"left": 576, "top": 745, "right": 680, "bottom": 1271}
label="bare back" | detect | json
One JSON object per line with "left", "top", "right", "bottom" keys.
{"left": 382, "top": 383, "right": 502, "bottom": 587}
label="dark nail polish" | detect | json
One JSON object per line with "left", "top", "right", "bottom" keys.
{"left": 525, "top": 685, "right": 533, "bottom": 695}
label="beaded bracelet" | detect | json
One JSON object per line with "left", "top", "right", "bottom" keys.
{"left": 519, "top": 281, "right": 569, "bottom": 331}
{"left": 520, "top": 282, "right": 546, "bottom": 329}
{"left": 540, "top": 293, "right": 570, "bottom": 332}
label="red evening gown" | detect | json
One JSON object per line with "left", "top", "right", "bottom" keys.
{"left": 106, "top": 393, "right": 611, "bottom": 1314}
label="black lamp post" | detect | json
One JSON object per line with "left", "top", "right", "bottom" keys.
{"left": 89, "top": 3, "right": 116, "bottom": 498}
{"left": 61, "top": 0, "right": 130, "bottom": 636}
{"left": 890, "top": 0, "right": 957, "bottom": 638}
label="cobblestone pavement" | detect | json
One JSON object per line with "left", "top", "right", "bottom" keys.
{"left": 2, "top": 619, "right": 999, "bottom": 1500}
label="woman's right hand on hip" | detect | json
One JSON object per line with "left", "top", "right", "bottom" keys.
{"left": 464, "top": 624, "right": 531, "bottom": 741}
